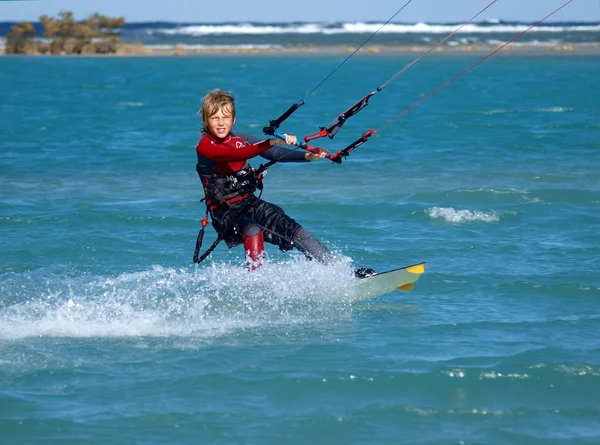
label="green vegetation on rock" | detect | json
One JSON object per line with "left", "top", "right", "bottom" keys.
{"left": 5, "top": 11, "right": 126, "bottom": 55}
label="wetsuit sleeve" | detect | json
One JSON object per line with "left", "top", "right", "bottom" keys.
{"left": 196, "top": 135, "right": 272, "bottom": 162}
{"left": 260, "top": 144, "right": 308, "bottom": 162}
{"left": 233, "top": 130, "right": 308, "bottom": 162}
{"left": 234, "top": 132, "right": 262, "bottom": 145}
{"left": 234, "top": 131, "right": 308, "bottom": 163}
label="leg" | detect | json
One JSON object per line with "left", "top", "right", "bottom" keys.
{"left": 246, "top": 198, "right": 334, "bottom": 264}
{"left": 292, "top": 227, "right": 335, "bottom": 264}
{"left": 243, "top": 224, "right": 264, "bottom": 270}
{"left": 211, "top": 204, "right": 264, "bottom": 269}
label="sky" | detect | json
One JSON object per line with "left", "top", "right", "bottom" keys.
{"left": 0, "top": 0, "right": 598, "bottom": 23}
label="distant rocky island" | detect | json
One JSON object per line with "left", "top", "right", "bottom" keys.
{"left": 3, "top": 11, "right": 136, "bottom": 55}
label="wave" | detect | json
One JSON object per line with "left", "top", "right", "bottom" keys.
{"left": 147, "top": 21, "right": 600, "bottom": 36}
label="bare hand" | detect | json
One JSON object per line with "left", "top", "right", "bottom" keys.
{"left": 305, "top": 147, "right": 330, "bottom": 161}
{"left": 271, "top": 133, "right": 297, "bottom": 146}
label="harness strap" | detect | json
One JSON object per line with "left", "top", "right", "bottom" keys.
{"left": 208, "top": 192, "right": 250, "bottom": 211}
{"left": 193, "top": 207, "right": 227, "bottom": 264}
{"left": 193, "top": 231, "right": 224, "bottom": 264}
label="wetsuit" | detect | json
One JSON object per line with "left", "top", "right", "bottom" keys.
{"left": 196, "top": 131, "right": 332, "bottom": 262}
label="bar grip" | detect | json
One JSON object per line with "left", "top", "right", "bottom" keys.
{"left": 272, "top": 131, "right": 335, "bottom": 160}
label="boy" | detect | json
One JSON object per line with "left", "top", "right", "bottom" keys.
{"left": 196, "top": 89, "right": 333, "bottom": 267}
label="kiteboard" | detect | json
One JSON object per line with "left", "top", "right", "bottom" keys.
{"left": 356, "top": 262, "right": 426, "bottom": 299}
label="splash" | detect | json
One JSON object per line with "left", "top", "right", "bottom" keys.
{"left": 0, "top": 257, "right": 360, "bottom": 340}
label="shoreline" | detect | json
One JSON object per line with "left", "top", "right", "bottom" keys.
{"left": 2, "top": 42, "right": 599, "bottom": 57}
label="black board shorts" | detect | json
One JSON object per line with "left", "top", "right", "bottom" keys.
{"left": 210, "top": 195, "right": 302, "bottom": 251}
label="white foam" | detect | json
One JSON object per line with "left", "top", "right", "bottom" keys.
{"left": 538, "top": 107, "right": 573, "bottom": 113}
{"left": 0, "top": 258, "right": 360, "bottom": 340}
{"left": 116, "top": 102, "right": 144, "bottom": 107}
{"left": 426, "top": 207, "right": 500, "bottom": 223}
{"left": 152, "top": 23, "right": 323, "bottom": 36}
{"left": 150, "top": 22, "right": 600, "bottom": 36}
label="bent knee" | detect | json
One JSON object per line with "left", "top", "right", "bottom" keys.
{"left": 244, "top": 224, "right": 262, "bottom": 237}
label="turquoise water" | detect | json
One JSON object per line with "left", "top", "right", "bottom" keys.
{"left": 1, "top": 53, "right": 599, "bottom": 444}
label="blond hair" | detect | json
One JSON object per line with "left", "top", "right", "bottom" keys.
{"left": 199, "top": 89, "right": 236, "bottom": 131}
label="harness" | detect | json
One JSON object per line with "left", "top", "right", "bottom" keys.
{"left": 199, "top": 163, "right": 263, "bottom": 210}
{"left": 193, "top": 163, "right": 266, "bottom": 264}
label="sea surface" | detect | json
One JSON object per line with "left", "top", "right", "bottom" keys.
{"left": 1, "top": 48, "right": 600, "bottom": 443}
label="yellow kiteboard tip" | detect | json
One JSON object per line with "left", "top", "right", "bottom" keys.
{"left": 406, "top": 263, "right": 426, "bottom": 274}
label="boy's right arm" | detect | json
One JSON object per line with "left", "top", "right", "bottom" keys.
{"left": 197, "top": 135, "right": 273, "bottom": 162}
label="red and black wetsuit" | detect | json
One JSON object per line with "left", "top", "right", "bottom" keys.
{"left": 196, "top": 131, "right": 308, "bottom": 251}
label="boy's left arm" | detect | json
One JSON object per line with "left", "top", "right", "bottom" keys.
{"left": 235, "top": 131, "right": 328, "bottom": 162}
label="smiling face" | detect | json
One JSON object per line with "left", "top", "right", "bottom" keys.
{"left": 200, "top": 89, "right": 237, "bottom": 141}
{"left": 205, "top": 105, "right": 236, "bottom": 141}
